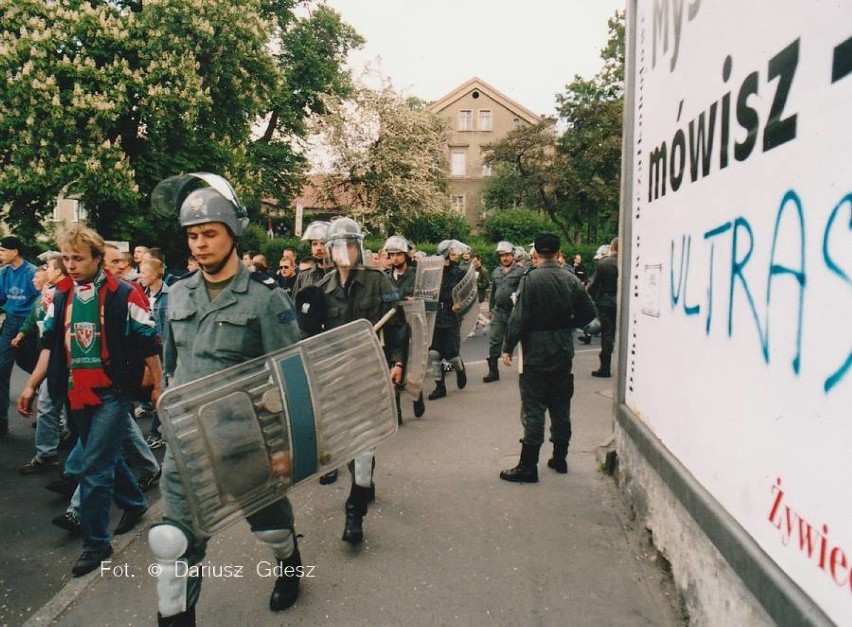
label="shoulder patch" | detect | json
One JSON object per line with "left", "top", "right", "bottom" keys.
{"left": 250, "top": 271, "right": 279, "bottom": 289}
{"left": 277, "top": 309, "right": 297, "bottom": 324}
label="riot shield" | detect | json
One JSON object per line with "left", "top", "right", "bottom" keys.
{"left": 453, "top": 262, "right": 479, "bottom": 341}
{"left": 399, "top": 299, "right": 428, "bottom": 401}
{"left": 157, "top": 319, "right": 397, "bottom": 535}
{"left": 413, "top": 255, "right": 444, "bottom": 342}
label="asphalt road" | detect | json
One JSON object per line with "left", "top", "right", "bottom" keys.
{"left": 3, "top": 330, "right": 685, "bottom": 627}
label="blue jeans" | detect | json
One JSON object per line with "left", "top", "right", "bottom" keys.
{"left": 35, "top": 384, "right": 65, "bottom": 459}
{"left": 69, "top": 389, "right": 147, "bottom": 552}
{"left": 64, "top": 412, "right": 159, "bottom": 479}
{"left": 0, "top": 315, "right": 27, "bottom": 420}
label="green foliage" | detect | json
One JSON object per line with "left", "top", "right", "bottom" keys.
{"left": 0, "top": 0, "right": 362, "bottom": 249}
{"left": 482, "top": 208, "right": 559, "bottom": 246}
{"left": 395, "top": 211, "right": 471, "bottom": 246}
{"left": 481, "top": 10, "right": 625, "bottom": 247}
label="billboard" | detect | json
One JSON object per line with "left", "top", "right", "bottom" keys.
{"left": 624, "top": 1, "right": 851, "bottom": 622}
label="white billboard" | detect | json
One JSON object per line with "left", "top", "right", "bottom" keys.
{"left": 625, "top": 1, "right": 851, "bottom": 622}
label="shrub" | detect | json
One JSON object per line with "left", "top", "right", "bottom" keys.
{"left": 482, "top": 207, "right": 559, "bottom": 245}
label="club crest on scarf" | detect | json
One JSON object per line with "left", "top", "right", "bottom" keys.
{"left": 74, "top": 322, "right": 96, "bottom": 353}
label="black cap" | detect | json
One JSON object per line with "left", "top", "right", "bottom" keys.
{"left": 534, "top": 232, "right": 560, "bottom": 256}
{"left": 0, "top": 235, "right": 23, "bottom": 254}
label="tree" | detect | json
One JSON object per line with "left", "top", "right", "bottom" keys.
{"left": 480, "top": 10, "right": 625, "bottom": 246}
{"left": 556, "top": 10, "right": 625, "bottom": 244}
{"left": 0, "top": 0, "right": 361, "bottom": 257}
{"left": 311, "top": 81, "right": 450, "bottom": 236}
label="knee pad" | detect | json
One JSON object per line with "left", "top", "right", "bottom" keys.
{"left": 449, "top": 356, "right": 465, "bottom": 371}
{"left": 429, "top": 350, "right": 442, "bottom": 379}
{"left": 351, "top": 451, "right": 375, "bottom": 487}
{"left": 253, "top": 528, "right": 295, "bottom": 560}
{"left": 148, "top": 522, "right": 190, "bottom": 618}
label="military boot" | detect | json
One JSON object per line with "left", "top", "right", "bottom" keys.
{"left": 499, "top": 443, "right": 540, "bottom": 483}
{"left": 412, "top": 392, "right": 425, "bottom": 418}
{"left": 269, "top": 537, "right": 302, "bottom": 611}
{"left": 482, "top": 357, "right": 500, "bottom": 383}
{"left": 547, "top": 442, "right": 569, "bottom": 474}
{"left": 592, "top": 354, "right": 612, "bottom": 378}
{"left": 158, "top": 607, "right": 196, "bottom": 627}
{"left": 453, "top": 357, "right": 467, "bottom": 389}
{"left": 342, "top": 485, "right": 372, "bottom": 544}
{"left": 428, "top": 372, "right": 447, "bottom": 400}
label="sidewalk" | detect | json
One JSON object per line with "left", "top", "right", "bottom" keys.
{"left": 37, "top": 341, "right": 685, "bottom": 626}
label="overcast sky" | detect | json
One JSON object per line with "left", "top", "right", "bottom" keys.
{"left": 320, "top": 0, "right": 626, "bottom": 116}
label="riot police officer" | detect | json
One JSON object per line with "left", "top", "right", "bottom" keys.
{"left": 150, "top": 174, "right": 304, "bottom": 625}
{"left": 483, "top": 241, "right": 525, "bottom": 383}
{"left": 383, "top": 235, "right": 425, "bottom": 420}
{"left": 499, "top": 233, "right": 596, "bottom": 482}
{"left": 297, "top": 217, "right": 406, "bottom": 544}
{"left": 428, "top": 240, "right": 467, "bottom": 400}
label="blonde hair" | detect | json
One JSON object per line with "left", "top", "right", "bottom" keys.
{"left": 140, "top": 258, "right": 164, "bottom": 278}
{"left": 56, "top": 225, "right": 105, "bottom": 260}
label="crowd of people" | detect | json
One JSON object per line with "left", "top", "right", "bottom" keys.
{"left": 0, "top": 173, "right": 620, "bottom": 626}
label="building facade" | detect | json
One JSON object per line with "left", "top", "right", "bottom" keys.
{"left": 428, "top": 77, "right": 541, "bottom": 229}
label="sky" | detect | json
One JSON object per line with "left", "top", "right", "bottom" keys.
{"left": 320, "top": 0, "right": 626, "bottom": 117}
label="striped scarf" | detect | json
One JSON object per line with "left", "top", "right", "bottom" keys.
{"left": 66, "top": 269, "right": 113, "bottom": 409}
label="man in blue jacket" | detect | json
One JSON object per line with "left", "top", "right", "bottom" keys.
{"left": 0, "top": 235, "right": 40, "bottom": 435}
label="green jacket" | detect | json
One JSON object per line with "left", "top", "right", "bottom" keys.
{"left": 163, "top": 264, "right": 301, "bottom": 387}
{"left": 503, "top": 261, "right": 596, "bottom": 368}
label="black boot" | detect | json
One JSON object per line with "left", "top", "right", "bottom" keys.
{"left": 428, "top": 373, "right": 447, "bottom": 400}
{"left": 158, "top": 607, "right": 196, "bottom": 627}
{"left": 269, "top": 537, "right": 301, "bottom": 611}
{"left": 592, "top": 354, "right": 612, "bottom": 378}
{"left": 499, "top": 443, "right": 540, "bottom": 483}
{"left": 547, "top": 442, "right": 569, "bottom": 474}
{"left": 454, "top": 358, "right": 467, "bottom": 389}
{"left": 412, "top": 392, "right": 425, "bottom": 418}
{"left": 342, "top": 485, "right": 371, "bottom": 544}
{"left": 319, "top": 469, "right": 339, "bottom": 485}
{"left": 482, "top": 357, "right": 500, "bottom": 383}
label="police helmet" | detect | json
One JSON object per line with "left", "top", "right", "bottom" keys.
{"left": 179, "top": 187, "right": 249, "bottom": 237}
{"left": 495, "top": 240, "right": 514, "bottom": 254}
{"left": 301, "top": 221, "right": 330, "bottom": 242}
{"left": 383, "top": 235, "right": 410, "bottom": 254}
{"left": 325, "top": 217, "right": 364, "bottom": 267}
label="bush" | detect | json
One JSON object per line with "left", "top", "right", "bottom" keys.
{"left": 397, "top": 211, "right": 471, "bottom": 246}
{"left": 482, "top": 207, "right": 559, "bottom": 245}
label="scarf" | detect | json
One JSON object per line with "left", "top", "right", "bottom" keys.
{"left": 66, "top": 269, "right": 113, "bottom": 409}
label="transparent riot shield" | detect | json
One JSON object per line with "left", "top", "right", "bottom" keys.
{"left": 399, "top": 299, "right": 428, "bottom": 401}
{"left": 414, "top": 255, "right": 444, "bottom": 341}
{"left": 453, "top": 263, "right": 479, "bottom": 341}
{"left": 156, "top": 319, "right": 397, "bottom": 536}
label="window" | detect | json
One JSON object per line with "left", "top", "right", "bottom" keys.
{"left": 481, "top": 164, "right": 492, "bottom": 177}
{"left": 451, "top": 195, "right": 465, "bottom": 214}
{"left": 73, "top": 201, "right": 87, "bottom": 223}
{"left": 458, "top": 110, "right": 472, "bottom": 131}
{"left": 478, "top": 110, "right": 492, "bottom": 131}
{"left": 513, "top": 118, "right": 521, "bottom": 128}
{"left": 451, "top": 150, "right": 466, "bottom": 177}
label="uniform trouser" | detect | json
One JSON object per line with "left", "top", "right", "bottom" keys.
{"left": 430, "top": 324, "right": 460, "bottom": 364}
{"left": 487, "top": 309, "right": 511, "bottom": 359}
{"left": 160, "top": 445, "right": 295, "bottom": 610}
{"left": 518, "top": 363, "right": 574, "bottom": 447}
{"left": 597, "top": 304, "right": 617, "bottom": 362}
{"left": 69, "top": 390, "right": 148, "bottom": 552}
